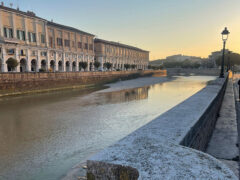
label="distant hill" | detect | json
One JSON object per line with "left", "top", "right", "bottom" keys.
{"left": 149, "top": 59, "right": 165, "bottom": 65}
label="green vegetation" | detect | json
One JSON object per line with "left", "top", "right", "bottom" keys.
{"left": 124, "top": 64, "right": 131, "bottom": 70}
{"left": 104, "top": 62, "right": 112, "bottom": 70}
{"left": 79, "top": 62, "right": 88, "bottom": 71}
{"left": 131, "top": 64, "right": 137, "bottom": 69}
{"left": 163, "top": 59, "right": 201, "bottom": 68}
{"left": 215, "top": 52, "right": 240, "bottom": 67}
{"left": 6, "top": 58, "right": 18, "bottom": 71}
{"left": 94, "top": 61, "right": 101, "bottom": 69}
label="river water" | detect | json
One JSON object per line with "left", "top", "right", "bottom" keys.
{"left": 0, "top": 76, "right": 216, "bottom": 180}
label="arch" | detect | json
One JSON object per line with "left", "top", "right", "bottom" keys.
{"left": 41, "top": 60, "right": 47, "bottom": 71}
{"left": 31, "top": 59, "right": 37, "bottom": 72}
{"left": 72, "top": 61, "right": 76, "bottom": 72}
{"left": 58, "top": 61, "right": 63, "bottom": 72}
{"left": 20, "top": 58, "right": 27, "bottom": 72}
{"left": 50, "top": 60, "right": 55, "bottom": 72}
{"left": 66, "top": 61, "right": 70, "bottom": 72}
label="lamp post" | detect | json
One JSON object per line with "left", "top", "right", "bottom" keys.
{"left": 219, "top": 27, "right": 230, "bottom": 78}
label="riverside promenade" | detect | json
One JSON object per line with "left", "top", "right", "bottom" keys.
{"left": 207, "top": 78, "right": 239, "bottom": 177}
{"left": 87, "top": 75, "right": 238, "bottom": 179}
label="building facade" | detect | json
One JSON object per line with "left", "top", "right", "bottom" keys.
{"left": 94, "top": 39, "right": 149, "bottom": 71}
{"left": 0, "top": 5, "right": 94, "bottom": 72}
{"left": 0, "top": 5, "right": 149, "bottom": 73}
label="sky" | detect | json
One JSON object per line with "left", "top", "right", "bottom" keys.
{"left": 2, "top": 0, "right": 240, "bottom": 60}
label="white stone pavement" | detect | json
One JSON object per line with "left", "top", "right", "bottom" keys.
{"left": 207, "top": 79, "right": 239, "bottom": 177}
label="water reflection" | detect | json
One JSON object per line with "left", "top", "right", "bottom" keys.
{"left": 0, "top": 76, "right": 216, "bottom": 180}
{"left": 99, "top": 87, "right": 150, "bottom": 104}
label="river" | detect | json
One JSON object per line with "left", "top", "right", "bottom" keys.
{"left": 0, "top": 76, "right": 216, "bottom": 180}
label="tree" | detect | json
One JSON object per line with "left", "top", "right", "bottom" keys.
{"left": 124, "top": 64, "right": 130, "bottom": 70}
{"left": 6, "top": 58, "right": 19, "bottom": 71}
{"left": 104, "top": 62, "right": 112, "bottom": 70}
{"left": 131, "top": 64, "right": 136, "bottom": 69}
{"left": 94, "top": 61, "right": 101, "bottom": 69}
{"left": 79, "top": 62, "right": 88, "bottom": 71}
{"left": 215, "top": 52, "right": 240, "bottom": 67}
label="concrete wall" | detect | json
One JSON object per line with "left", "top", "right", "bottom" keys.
{"left": 166, "top": 68, "right": 220, "bottom": 76}
{"left": 0, "top": 70, "right": 166, "bottom": 96}
{"left": 180, "top": 76, "right": 228, "bottom": 151}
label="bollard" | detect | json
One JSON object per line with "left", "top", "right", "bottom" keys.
{"left": 238, "top": 80, "right": 240, "bottom": 101}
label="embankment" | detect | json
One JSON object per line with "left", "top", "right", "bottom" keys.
{"left": 87, "top": 75, "right": 238, "bottom": 179}
{"left": 0, "top": 70, "right": 166, "bottom": 96}
{"left": 166, "top": 68, "right": 219, "bottom": 76}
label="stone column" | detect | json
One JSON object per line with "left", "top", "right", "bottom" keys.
{"left": 26, "top": 49, "right": 31, "bottom": 72}
{"left": 1, "top": 47, "right": 7, "bottom": 72}
{"left": 24, "top": 17, "right": 29, "bottom": 44}
{"left": 15, "top": 47, "right": 20, "bottom": 72}
{"left": 34, "top": 19, "right": 40, "bottom": 46}
{"left": 76, "top": 55, "right": 79, "bottom": 72}
{"left": 54, "top": 52, "right": 58, "bottom": 72}
{"left": 36, "top": 50, "right": 41, "bottom": 72}
{"left": 62, "top": 52, "right": 65, "bottom": 72}
{"left": 11, "top": 13, "right": 17, "bottom": 38}
{"left": 0, "top": 10, "right": 4, "bottom": 37}
{"left": 44, "top": 23, "right": 49, "bottom": 48}
{"left": 46, "top": 51, "right": 50, "bottom": 71}
{"left": 69, "top": 58, "right": 72, "bottom": 72}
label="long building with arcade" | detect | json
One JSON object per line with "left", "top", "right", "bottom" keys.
{"left": 0, "top": 4, "right": 149, "bottom": 73}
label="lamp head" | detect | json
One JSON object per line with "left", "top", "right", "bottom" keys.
{"left": 221, "top": 27, "right": 230, "bottom": 42}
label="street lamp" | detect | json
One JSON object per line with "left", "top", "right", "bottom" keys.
{"left": 219, "top": 27, "right": 230, "bottom": 78}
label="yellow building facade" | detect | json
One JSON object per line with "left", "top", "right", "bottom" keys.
{"left": 0, "top": 5, "right": 94, "bottom": 72}
{"left": 94, "top": 39, "right": 149, "bottom": 70}
{"left": 0, "top": 5, "right": 149, "bottom": 73}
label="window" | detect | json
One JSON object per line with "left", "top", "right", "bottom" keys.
{"left": 41, "top": 51, "right": 47, "bottom": 56}
{"left": 20, "top": 49, "right": 26, "bottom": 56}
{"left": 41, "top": 34, "right": 45, "bottom": 44}
{"left": 64, "top": 39, "right": 70, "bottom": 47}
{"left": 4, "top": 27, "right": 13, "bottom": 38}
{"left": 17, "top": 30, "right": 25, "bottom": 41}
{"left": 32, "top": 50, "right": 36, "bottom": 56}
{"left": 78, "top": 42, "right": 82, "bottom": 48}
{"left": 72, "top": 41, "right": 75, "bottom": 47}
{"left": 84, "top": 43, "right": 88, "bottom": 50}
{"left": 57, "top": 38, "right": 63, "bottom": 46}
{"left": 7, "top": 49, "right": 15, "bottom": 55}
{"left": 49, "top": 37, "right": 53, "bottom": 47}
{"left": 28, "top": 32, "right": 36, "bottom": 42}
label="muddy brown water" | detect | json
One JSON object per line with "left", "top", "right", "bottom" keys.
{"left": 0, "top": 76, "right": 216, "bottom": 180}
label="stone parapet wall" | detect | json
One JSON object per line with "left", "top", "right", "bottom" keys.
{"left": 87, "top": 75, "right": 237, "bottom": 179}
{"left": 180, "top": 76, "right": 228, "bottom": 151}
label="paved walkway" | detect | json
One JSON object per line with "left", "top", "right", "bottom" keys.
{"left": 207, "top": 78, "right": 239, "bottom": 177}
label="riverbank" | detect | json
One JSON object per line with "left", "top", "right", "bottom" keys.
{"left": 0, "top": 70, "right": 166, "bottom": 97}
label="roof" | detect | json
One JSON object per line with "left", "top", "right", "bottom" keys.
{"left": 0, "top": 5, "right": 94, "bottom": 37}
{"left": 47, "top": 21, "right": 94, "bottom": 36}
{"left": 0, "top": 5, "right": 46, "bottom": 21}
{"left": 94, "top": 38, "right": 149, "bottom": 53}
